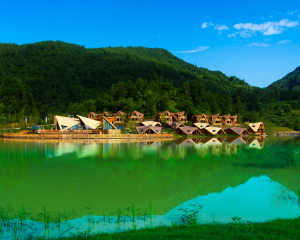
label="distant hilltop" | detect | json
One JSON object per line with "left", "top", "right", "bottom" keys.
{"left": 269, "top": 66, "right": 300, "bottom": 91}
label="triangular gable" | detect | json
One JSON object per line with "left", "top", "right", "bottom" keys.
{"left": 228, "top": 127, "right": 248, "bottom": 135}
{"left": 248, "top": 122, "right": 262, "bottom": 132}
{"left": 140, "top": 121, "right": 161, "bottom": 127}
{"left": 54, "top": 116, "right": 80, "bottom": 131}
{"left": 204, "top": 127, "right": 224, "bottom": 135}
{"left": 203, "top": 137, "right": 222, "bottom": 146}
{"left": 167, "top": 121, "right": 184, "bottom": 129}
{"left": 178, "top": 126, "right": 198, "bottom": 135}
{"left": 248, "top": 139, "right": 263, "bottom": 149}
{"left": 136, "top": 126, "right": 162, "bottom": 134}
{"left": 77, "top": 115, "right": 100, "bottom": 129}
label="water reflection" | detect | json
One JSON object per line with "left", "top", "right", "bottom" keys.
{"left": 0, "top": 137, "right": 299, "bottom": 228}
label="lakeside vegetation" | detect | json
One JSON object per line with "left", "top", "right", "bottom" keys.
{"left": 0, "top": 41, "right": 300, "bottom": 131}
{"left": 50, "top": 218, "right": 300, "bottom": 240}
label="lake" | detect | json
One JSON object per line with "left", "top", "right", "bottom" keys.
{"left": 0, "top": 137, "right": 299, "bottom": 239}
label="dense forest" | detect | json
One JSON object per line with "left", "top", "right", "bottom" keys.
{"left": 0, "top": 41, "right": 300, "bottom": 130}
{"left": 269, "top": 66, "right": 300, "bottom": 91}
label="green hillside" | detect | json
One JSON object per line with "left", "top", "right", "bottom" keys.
{"left": 269, "top": 66, "right": 300, "bottom": 91}
{"left": 0, "top": 41, "right": 249, "bottom": 108}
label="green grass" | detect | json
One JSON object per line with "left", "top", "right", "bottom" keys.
{"left": 45, "top": 218, "right": 300, "bottom": 240}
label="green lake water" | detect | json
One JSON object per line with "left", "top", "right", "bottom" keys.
{"left": 0, "top": 137, "right": 299, "bottom": 238}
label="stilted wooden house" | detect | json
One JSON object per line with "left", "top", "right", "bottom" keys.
{"left": 192, "top": 113, "right": 209, "bottom": 123}
{"left": 166, "top": 121, "right": 185, "bottom": 130}
{"left": 202, "top": 127, "right": 225, "bottom": 135}
{"left": 221, "top": 115, "right": 231, "bottom": 125}
{"left": 230, "top": 115, "right": 238, "bottom": 125}
{"left": 248, "top": 122, "right": 265, "bottom": 135}
{"left": 155, "top": 110, "right": 187, "bottom": 123}
{"left": 112, "top": 111, "right": 126, "bottom": 123}
{"left": 87, "top": 112, "right": 100, "bottom": 119}
{"left": 176, "top": 126, "right": 201, "bottom": 136}
{"left": 210, "top": 114, "right": 222, "bottom": 126}
{"left": 226, "top": 127, "right": 249, "bottom": 136}
{"left": 139, "top": 121, "right": 161, "bottom": 127}
{"left": 193, "top": 123, "right": 210, "bottom": 134}
{"left": 128, "top": 111, "right": 144, "bottom": 122}
{"left": 136, "top": 126, "right": 162, "bottom": 134}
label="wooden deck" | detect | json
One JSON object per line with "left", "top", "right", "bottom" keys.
{"left": 1, "top": 133, "right": 173, "bottom": 140}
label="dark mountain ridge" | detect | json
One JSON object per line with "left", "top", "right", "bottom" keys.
{"left": 269, "top": 66, "right": 300, "bottom": 91}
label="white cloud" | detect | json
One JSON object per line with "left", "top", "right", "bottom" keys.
{"left": 227, "top": 30, "right": 254, "bottom": 38}
{"left": 173, "top": 46, "right": 210, "bottom": 54}
{"left": 248, "top": 43, "right": 270, "bottom": 47}
{"left": 287, "top": 10, "right": 299, "bottom": 15}
{"left": 277, "top": 40, "right": 292, "bottom": 44}
{"left": 214, "top": 24, "right": 229, "bottom": 31}
{"left": 233, "top": 19, "right": 298, "bottom": 36}
{"left": 202, "top": 22, "right": 214, "bottom": 28}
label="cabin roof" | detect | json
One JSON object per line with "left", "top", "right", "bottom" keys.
{"left": 113, "top": 111, "right": 126, "bottom": 115}
{"left": 77, "top": 115, "right": 100, "bottom": 129}
{"left": 136, "top": 126, "right": 162, "bottom": 134}
{"left": 211, "top": 114, "right": 220, "bottom": 118}
{"left": 140, "top": 121, "right": 161, "bottom": 126}
{"left": 221, "top": 114, "right": 230, "bottom": 118}
{"left": 193, "top": 123, "right": 210, "bottom": 129}
{"left": 248, "top": 122, "right": 263, "bottom": 132}
{"left": 193, "top": 113, "right": 208, "bottom": 118}
{"left": 204, "top": 127, "right": 224, "bottom": 135}
{"left": 178, "top": 126, "right": 199, "bottom": 135}
{"left": 167, "top": 121, "right": 184, "bottom": 129}
{"left": 227, "top": 127, "right": 248, "bottom": 135}
{"left": 54, "top": 116, "right": 80, "bottom": 130}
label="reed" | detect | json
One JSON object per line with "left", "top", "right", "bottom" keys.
{"left": 131, "top": 203, "right": 136, "bottom": 222}
{"left": 148, "top": 202, "right": 152, "bottom": 219}
{"left": 64, "top": 207, "right": 67, "bottom": 220}
{"left": 44, "top": 206, "right": 50, "bottom": 229}
{"left": 116, "top": 208, "right": 122, "bottom": 224}
{"left": 18, "top": 205, "right": 26, "bottom": 226}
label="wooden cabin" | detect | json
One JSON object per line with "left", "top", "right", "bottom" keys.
{"left": 128, "top": 110, "right": 144, "bottom": 122}
{"left": 248, "top": 122, "right": 265, "bottom": 135}
{"left": 192, "top": 113, "right": 209, "bottom": 123}
{"left": 95, "top": 116, "right": 119, "bottom": 134}
{"left": 99, "top": 112, "right": 111, "bottom": 117}
{"left": 166, "top": 121, "right": 185, "bottom": 130}
{"left": 173, "top": 111, "right": 187, "bottom": 123}
{"left": 221, "top": 115, "right": 231, "bottom": 125}
{"left": 226, "top": 127, "right": 249, "bottom": 136}
{"left": 210, "top": 114, "right": 222, "bottom": 126}
{"left": 230, "top": 115, "right": 238, "bottom": 125}
{"left": 87, "top": 112, "right": 100, "bottom": 119}
{"left": 155, "top": 110, "right": 187, "bottom": 123}
{"left": 139, "top": 121, "right": 161, "bottom": 127}
{"left": 136, "top": 126, "right": 162, "bottom": 134}
{"left": 112, "top": 111, "right": 126, "bottom": 123}
{"left": 176, "top": 126, "right": 201, "bottom": 136}
{"left": 202, "top": 127, "right": 225, "bottom": 135}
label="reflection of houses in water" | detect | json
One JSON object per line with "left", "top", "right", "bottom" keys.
{"left": 248, "top": 137, "right": 264, "bottom": 150}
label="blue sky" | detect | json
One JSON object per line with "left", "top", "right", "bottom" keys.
{"left": 0, "top": 0, "right": 299, "bottom": 87}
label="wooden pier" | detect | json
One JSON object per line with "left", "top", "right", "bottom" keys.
{"left": 1, "top": 132, "right": 173, "bottom": 140}
{"left": 275, "top": 131, "right": 300, "bottom": 137}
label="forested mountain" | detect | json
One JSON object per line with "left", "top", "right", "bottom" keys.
{"left": 0, "top": 41, "right": 300, "bottom": 130}
{"left": 269, "top": 66, "right": 300, "bottom": 91}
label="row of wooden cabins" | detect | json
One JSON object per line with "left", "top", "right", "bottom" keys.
{"left": 192, "top": 113, "right": 237, "bottom": 125}
{"left": 88, "top": 111, "right": 144, "bottom": 123}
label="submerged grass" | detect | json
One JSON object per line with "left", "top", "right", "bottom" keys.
{"left": 45, "top": 218, "right": 300, "bottom": 240}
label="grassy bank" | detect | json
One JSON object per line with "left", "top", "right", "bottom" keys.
{"left": 48, "top": 218, "right": 300, "bottom": 240}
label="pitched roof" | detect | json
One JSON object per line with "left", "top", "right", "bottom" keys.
{"left": 231, "top": 115, "right": 237, "bottom": 119}
{"left": 99, "top": 111, "right": 111, "bottom": 116}
{"left": 167, "top": 121, "right": 184, "bottom": 129}
{"left": 54, "top": 116, "right": 80, "bottom": 131}
{"left": 157, "top": 110, "right": 178, "bottom": 120}
{"left": 175, "top": 111, "right": 185, "bottom": 115}
{"left": 193, "top": 123, "right": 210, "bottom": 129}
{"left": 136, "top": 126, "right": 162, "bottom": 134}
{"left": 204, "top": 127, "right": 224, "bottom": 135}
{"left": 248, "top": 122, "right": 262, "bottom": 132}
{"left": 140, "top": 121, "right": 161, "bottom": 127}
{"left": 227, "top": 127, "right": 248, "bottom": 135}
{"left": 211, "top": 114, "right": 220, "bottom": 118}
{"left": 193, "top": 113, "right": 208, "bottom": 118}
{"left": 113, "top": 111, "right": 126, "bottom": 115}
{"left": 221, "top": 114, "right": 230, "bottom": 118}
{"left": 77, "top": 115, "right": 100, "bottom": 129}
{"left": 177, "top": 126, "right": 199, "bottom": 135}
